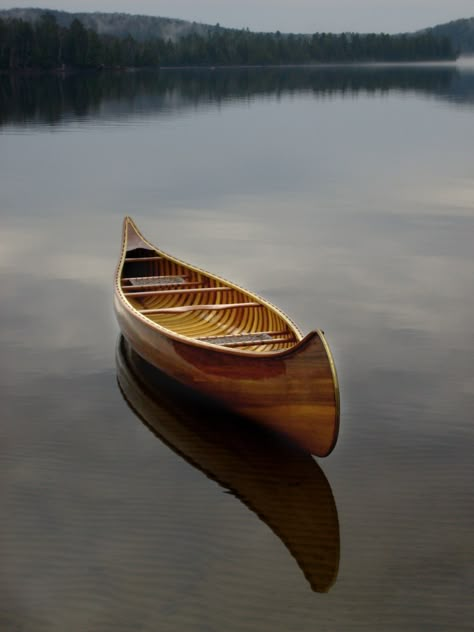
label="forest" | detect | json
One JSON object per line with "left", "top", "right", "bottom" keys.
{"left": 0, "top": 13, "right": 458, "bottom": 71}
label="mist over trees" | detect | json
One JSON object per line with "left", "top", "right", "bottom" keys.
{"left": 0, "top": 13, "right": 457, "bottom": 71}
{"left": 424, "top": 17, "right": 474, "bottom": 53}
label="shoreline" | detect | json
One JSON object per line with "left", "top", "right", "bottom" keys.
{"left": 0, "top": 58, "right": 463, "bottom": 77}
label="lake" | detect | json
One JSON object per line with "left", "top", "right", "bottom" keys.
{"left": 1, "top": 64, "right": 473, "bottom": 631}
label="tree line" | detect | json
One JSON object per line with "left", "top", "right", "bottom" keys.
{"left": 0, "top": 13, "right": 458, "bottom": 71}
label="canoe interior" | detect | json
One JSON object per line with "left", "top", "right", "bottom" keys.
{"left": 120, "top": 237, "right": 303, "bottom": 353}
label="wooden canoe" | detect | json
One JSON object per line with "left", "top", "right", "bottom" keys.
{"left": 116, "top": 336, "right": 340, "bottom": 593}
{"left": 114, "top": 216, "right": 340, "bottom": 457}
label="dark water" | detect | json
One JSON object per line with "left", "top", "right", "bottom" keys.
{"left": 1, "top": 64, "right": 473, "bottom": 631}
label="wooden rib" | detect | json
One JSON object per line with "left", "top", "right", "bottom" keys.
{"left": 139, "top": 302, "right": 261, "bottom": 315}
{"left": 125, "top": 256, "right": 164, "bottom": 262}
{"left": 123, "top": 287, "right": 231, "bottom": 298}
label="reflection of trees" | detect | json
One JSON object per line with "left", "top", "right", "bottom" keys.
{"left": 0, "top": 66, "right": 472, "bottom": 127}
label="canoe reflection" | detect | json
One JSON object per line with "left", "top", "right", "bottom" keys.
{"left": 116, "top": 336, "right": 339, "bottom": 593}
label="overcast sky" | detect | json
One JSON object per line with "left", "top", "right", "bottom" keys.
{"left": 0, "top": 1, "right": 472, "bottom": 33}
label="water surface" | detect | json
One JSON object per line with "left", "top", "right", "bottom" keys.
{"left": 1, "top": 64, "right": 473, "bottom": 631}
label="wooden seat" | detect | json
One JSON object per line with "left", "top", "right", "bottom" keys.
{"left": 122, "top": 275, "right": 192, "bottom": 290}
{"left": 198, "top": 331, "right": 294, "bottom": 348}
{"left": 218, "top": 338, "right": 293, "bottom": 348}
{"left": 198, "top": 331, "right": 291, "bottom": 343}
{"left": 123, "top": 287, "right": 231, "bottom": 298}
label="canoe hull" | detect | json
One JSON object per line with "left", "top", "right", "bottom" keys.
{"left": 115, "top": 291, "right": 339, "bottom": 456}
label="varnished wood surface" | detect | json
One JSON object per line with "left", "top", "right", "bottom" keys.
{"left": 116, "top": 337, "right": 340, "bottom": 593}
{"left": 114, "top": 217, "right": 340, "bottom": 456}
{"left": 117, "top": 217, "right": 302, "bottom": 353}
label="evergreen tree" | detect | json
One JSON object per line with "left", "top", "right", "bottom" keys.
{"left": 0, "top": 15, "right": 458, "bottom": 71}
{"left": 33, "top": 13, "right": 60, "bottom": 68}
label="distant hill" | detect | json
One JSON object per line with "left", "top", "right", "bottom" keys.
{"left": 0, "top": 7, "right": 215, "bottom": 41}
{"left": 1, "top": 8, "right": 472, "bottom": 51}
{"left": 421, "top": 17, "right": 474, "bottom": 53}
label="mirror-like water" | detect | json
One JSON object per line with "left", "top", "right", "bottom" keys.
{"left": 1, "top": 65, "right": 473, "bottom": 631}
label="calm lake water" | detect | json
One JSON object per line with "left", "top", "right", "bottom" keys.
{"left": 1, "top": 64, "right": 473, "bottom": 631}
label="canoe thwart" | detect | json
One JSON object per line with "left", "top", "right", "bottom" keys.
{"left": 138, "top": 302, "right": 262, "bottom": 315}
{"left": 125, "top": 256, "right": 164, "bottom": 262}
